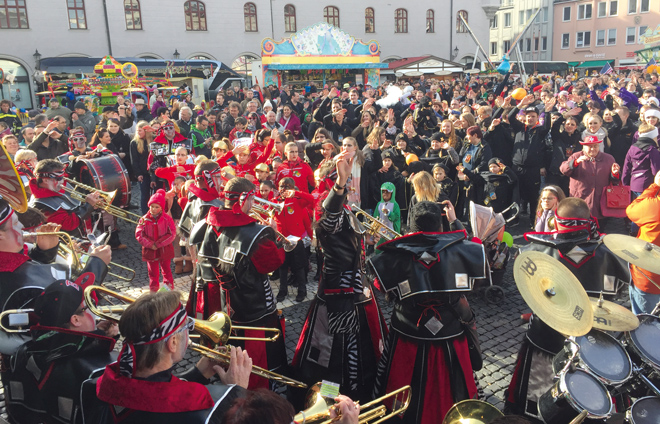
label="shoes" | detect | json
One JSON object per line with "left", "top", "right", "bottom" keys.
{"left": 111, "top": 244, "right": 127, "bottom": 250}
{"left": 174, "top": 261, "right": 183, "bottom": 274}
{"left": 276, "top": 289, "right": 287, "bottom": 302}
{"left": 520, "top": 313, "right": 532, "bottom": 323}
{"left": 295, "top": 292, "right": 307, "bottom": 302}
{"left": 183, "top": 261, "right": 193, "bottom": 273}
{"left": 270, "top": 274, "right": 280, "bottom": 282}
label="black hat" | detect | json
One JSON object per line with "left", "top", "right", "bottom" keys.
{"left": 74, "top": 101, "right": 86, "bottom": 111}
{"left": 49, "top": 98, "right": 59, "bottom": 104}
{"left": 395, "top": 132, "right": 407, "bottom": 142}
{"left": 430, "top": 132, "right": 445, "bottom": 142}
{"left": 407, "top": 161, "right": 426, "bottom": 175}
{"left": 34, "top": 274, "right": 94, "bottom": 327}
{"left": 381, "top": 149, "right": 394, "bottom": 159}
{"left": 488, "top": 157, "right": 501, "bottom": 166}
{"left": 523, "top": 106, "right": 538, "bottom": 114}
{"left": 102, "top": 106, "right": 115, "bottom": 113}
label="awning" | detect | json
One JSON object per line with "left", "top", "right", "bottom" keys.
{"left": 576, "top": 60, "right": 612, "bottom": 68}
{"left": 567, "top": 61, "right": 580, "bottom": 67}
{"left": 266, "top": 63, "right": 387, "bottom": 70}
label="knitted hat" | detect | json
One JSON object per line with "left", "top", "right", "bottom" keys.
{"left": 148, "top": 189, "right": 167, "bottom": 209}
{"left": 645, "top": 108, "right": 660, "bottom": 121}
{"left": 74, "top": 101, "right": 87, "bottom": 111}
{"left": 263, "top": 100, "right": 273, "bottom": 109}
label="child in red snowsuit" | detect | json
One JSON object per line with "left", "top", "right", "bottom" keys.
{"left": 136, "top": 189, "right": 177, "bottom": 291}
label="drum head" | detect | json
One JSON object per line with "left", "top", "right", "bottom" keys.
{"left": 630, "top": 397, "right": 660, "bottom": 424}
{"left": 564, "top": 369, "right": 611, "bottom": 416}
{"left": 577, "top": 330, "right": 631, "bottom": 383}
{"left": 628, "top": 315, "right": 660, "bottom": 369}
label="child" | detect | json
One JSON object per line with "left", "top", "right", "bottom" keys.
{"left": 373, "top": 182, "right": 401, "bottom": 251}
{"left": 228, "top": 117, "right": 252, "bottom": 142}
{"left": 432, "top": 163, "right": 458, "bottom": 207}
{"left": 534, "top": 185, "right": 566, "bottom": 232}
{"left": 154, "top": 146, "right": 195, "bottom": 188}
{"left": 459, "top": 157, "right": 518, "bottom": 213}
{"left": 166, "top": 175, "right": 193, "bottom": 274}
{"left": 136, "top": 189, "right": 177, "bottom": 292}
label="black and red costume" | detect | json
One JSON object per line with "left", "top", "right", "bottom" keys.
{"left": 505, "top": 225, "right": 630, "bottom": 421}
{"left": 292, "top": 187, "right": 388, "bottom": 403}
{"left": 191, "top": 206, "right": 287, "bottom": 390}
{"left": 6, "top": 326, "right": 116, "bottom": 424}
{"left": 368, "top": 226, "right": 488, "bottom": 423}
{"left": 28, "top": 180, "right": 95, "bottom": 238}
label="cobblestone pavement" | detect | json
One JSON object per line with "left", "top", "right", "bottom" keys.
{"left": 5, "top": 183, "right": 628, "bottom": 416}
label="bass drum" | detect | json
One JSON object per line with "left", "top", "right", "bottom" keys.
{"left": 627, "top": 397, "right": 660, "bottom": 424}
{"left": 78, "top": 156, "right": 131, "bottom": 208}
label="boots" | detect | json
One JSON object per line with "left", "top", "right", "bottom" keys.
{"left": 295, "top": 268, "right": 308, "bottom": 302}
{"left": 183, "top": 260, "right": 193, "bottom": 273}
{"left": 174, "top": 259, "right": 183, "bottom": 274}
{"left": 276, "top": 285, "right": 288, "bottom": 302}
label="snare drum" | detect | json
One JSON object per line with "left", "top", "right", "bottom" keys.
{"left": 539, "top": 368, "right": 613, "bottom": 424}
{"left": 627, "top": 397, "right": 660, "bottom": 424}
{"left": 77, "top": 156, "right": 131, "bottom": 208}
{"left": 625, "top": 315, "right": 660, "bottom": 371}
{"left": 552, "top": 329, "right": 633, "bottom": 386}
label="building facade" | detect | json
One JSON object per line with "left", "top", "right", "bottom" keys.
{"left": 488, "top": 0, "right": 555, "bottom": 63}
{"left": 552, "top": 0, "right": 660, "bottom": 68}
{"left": 1, "top": 0, "right": 497, "bottom": 109}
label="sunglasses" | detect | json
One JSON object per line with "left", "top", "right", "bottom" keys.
{"left": 163, "top": 125, "right": 175, "bottom": 130}
{"left": 70, "top": 136, "right": 86, "bottom": 143}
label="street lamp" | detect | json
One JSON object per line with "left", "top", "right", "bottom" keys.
{"left": 173, "top": 49, "right": 180, "bottom": 60}
{"left": 33, "top": 49, "right": 42, "bottom": 69}
{"left": 452, "top": 46, "right": 459, "bottom": 61}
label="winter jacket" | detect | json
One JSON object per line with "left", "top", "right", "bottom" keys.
{"left": 71, "top": 110, "right": 97, "bottom": 141}
{"left": 508, "top": 107, "right": 552, "bottom": 170}
{"left": 275, "top": 159, "right": 315, "bottom": 193}
{"left": 622, "top": 137, "right": 660, "bottom": 193}
{"left": 373, "top": 181, "right": 401, "bottom": 238}
{"left": 626, "top": 183, "right": 660, "bottom": 294}
{"left": 27, "top": 132, "right": 69, "bottom": 161}
{"left": 279, "top": 113, "right": 302, "bottom": 138}
{"left": 463, "top": 166, "right": 518, "bottom": 213}
{"left": 189, "top": 124, "right": 213, "bottom": 157}
{"left": 560, "top": 150, "right": 619, "bottom": 219}
{"left": 136, "top": 212, "right": 176, "bottom": 262}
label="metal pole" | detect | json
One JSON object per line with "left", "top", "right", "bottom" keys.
{"left": 458, "top": 13, "right": 495, "bottom": 70}
{"left": 516, "top": 44, "right": 527, "bottom": 85}
{"left": 449, "top": 0, "right": 454, "bottom": 61}
{"left": 472, "top": 46, "right": 479, "bottom": 70}
{"left": 269, "top": 0, "right": 275, "bottom": 39}
{"left": 102, "top": 0, "right": 113, "bottom": 55}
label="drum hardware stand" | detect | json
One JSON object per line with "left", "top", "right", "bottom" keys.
{"left": 556, "top": 338, "right": 581, "bottom": 378}
{"left": 631, "top": 365, "right": 660, "bottom": 398}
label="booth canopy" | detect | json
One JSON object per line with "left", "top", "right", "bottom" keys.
{"left": 575, "top": 60, "right": 612, "bottom": 69}
{"left": 385, "top": 55, "right": 465, "bottom": 75}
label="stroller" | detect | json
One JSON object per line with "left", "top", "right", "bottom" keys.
{"left": 469, "top": 201, "right": 518, "bottom": 304}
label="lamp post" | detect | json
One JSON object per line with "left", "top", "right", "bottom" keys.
{"left": 33, "top": 49, "right": 42, "bottom": 69}
{"left": 452, "top": 46, "right": 459, "bottom": 61}
{"left": 173, "top": 49, "right": 180, "bottom": 60}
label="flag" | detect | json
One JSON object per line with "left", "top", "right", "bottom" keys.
{"left": 599, "top": 62, "right": 613, "bottom": 75}
{"left": 647, "top": 57, "right": 657, "bottom": 68}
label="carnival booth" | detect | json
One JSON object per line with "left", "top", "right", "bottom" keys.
{"left": 382, "top": 55, "right": 465, "bottom": 83}
{"left": 261, "top": 22, "right": 387, "bottom": 88}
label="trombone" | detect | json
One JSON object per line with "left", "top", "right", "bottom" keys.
{"left": 62, "top": 177, "right": 142, "bottom": 225}
{"left": 294, "top": 383, "right": 412, "bottom": 424}
{"left": 350, "top": 204, "right": 402, "bottom": 242}
{"left": 22, "top": 231, "right": 135, "bottom": 282}
{"left": 83, "top": 286, "right": 307, "bottom": 388}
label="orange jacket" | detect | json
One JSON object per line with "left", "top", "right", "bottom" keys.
{"left": 626, "top": 183, "right": 660, "bottom": 294}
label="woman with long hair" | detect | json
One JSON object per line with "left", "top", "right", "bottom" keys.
{"left": 456, "top": 113, "right": 477, "bottom": 139}
{"left": 351, "top": 111, "right": 376, "bottom": 149}
{"left": 90, "top": 128, "right": 116, "bottom": 153}
{"left": 304, "top": 128, "right": 336, "bottom": 169}
{"left": 131, "top": 121, "right": 156, "bottom": 214}
{"left": 407, "top": 171, "right": 445, "bottom": 228}
{"left": 247, "top": 111, "right": 263, "bottom": 132}
{"left": 107, "top": 118, "right": 133, "bottom": 180}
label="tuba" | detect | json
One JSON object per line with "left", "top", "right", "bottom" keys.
{"left": 0, "top": 143, "right": 28, "bottom": 213}
{"left": 442, "top": 400, "right": 504, "bottom": 424}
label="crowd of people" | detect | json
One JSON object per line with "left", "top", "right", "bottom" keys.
{"left": 1, "top": 67, "right": 660, "bottom": 424}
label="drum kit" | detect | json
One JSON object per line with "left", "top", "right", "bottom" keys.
{"left": 512, "top": 245, "right": 660, "bottom": 424}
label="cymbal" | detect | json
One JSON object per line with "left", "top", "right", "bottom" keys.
{"left": 514, "top": 251, "right": 593, "bottom": 336}
{"left": 603, "top": 234, "right": 660, "bottom": 274}
{"left": 590, "top": 296, "right": 639, "bottom": 332}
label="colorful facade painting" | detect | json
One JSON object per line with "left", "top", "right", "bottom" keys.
{"left": 261, "top": 22, "right": 386, "bottom": 87}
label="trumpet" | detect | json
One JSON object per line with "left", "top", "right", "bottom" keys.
{"left": 350, "top": 204, "right": 402, "bottom": 241}
{"left": 253, "top": 196, "right": 285, "bottom": 214}
{"left": 249, "top": 202, "right": 299, "bottom": 253}
{"left": 83, "top": 286, "right": 308, "bottom": 388}
{"left": 294, "top": 383, "right": 411, "bottom": 424}
{"left": 62, "top": 177, "right": 142, "bottom": 225}
{"left": 22, "top": 231, "right": 135, "bottom": 282}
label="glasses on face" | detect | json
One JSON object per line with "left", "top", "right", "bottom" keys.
{"left": 70, "top": 137, "right": 86, "bottom": 143}
{"left": 174, "top": 317, "right": 195, "bottom": 336}
{"left": 163, "top": 125, "right": 175, "bottom": 131}
{"left": 75, "top": 305, "right": 89, "bottom": 315}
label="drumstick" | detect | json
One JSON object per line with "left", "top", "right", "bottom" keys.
{"left": 568, "top": 410, "right": 588, "bottom": 424}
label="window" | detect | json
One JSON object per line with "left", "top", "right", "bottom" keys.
{"left": 184, "top": 1, "right": 206, "bottom": 31}
{"left": 534, "top": 37, "right": 539, "bottom": 51}
{"left": 244, "top": 3, "right": 257, "bottom": 32}
{"left": 576, "top": 31, "right": 591, "bottom": 47}
{"left": 67, "top": 0, "right": 87, "bottom": 29}
{"left": 578, "top": 4, "right": 592, "bottom": 19}
{"left": 504, "top": 40, "right": 511, "bottom": 53}
{"left": 124, "top": 0, "right": 142, "bottom": 30}
{"left": 562, "top": 33, "right": 570, "bottom": 48}
{"left": 0, "top": 0, "right": 28, "bottom": 28}
{"left": 491, "top": 15, "right": 498, "bottom": 28}
{"left": 426, "top": 9, "right": 434, "bottom": 33}
{"left": 324, "top": 6, "right": 339, "bottom": 27}
{"left": 597, "top": 29, "right": 605, "bottom": 45}
{"left": 504, "top": 12, "right": 511, "bottom": 27}
{"left": 525, "top": 38, "right": 531, "bottom": 52}
{"left": 563, "top": 6, "right": 571, "bottom": 21}
{"left": 641, "top": 0, "right": 649, "bottom": 12}
{"left": 526, "top": 9, "right": 533, "bottom": 21}
{"left": 639, "top": 25, "right": 648, "bottom": 40}
{"left": 395, "top": 8, "right": 407, "bottom": 33}
{"left": 626, "top": 26, "right": 636, "bottom": 43}
{"left": 607, "top": 28, "right": 617, "bottom": 44}
{"left": 542, "top": 7, "right": 548, "bottom": 22}
{"left": 541, "top": 36, "right": 547, "bottom": 51}
{"left": 491, "top": 42, "right": 497, "bottom": 55}
{"left": 365, "top": 7, "right": 374, "bottom": 33}
{"left": 456, "top": 10, "right": 468, "bottom": 33}
{"left": 284, "top": 4, "right": 296, "bottom": 32}
{"left": 519, "top": 10, "right": 525, "bottom": 24}
{"left": 610, "top": 0, "right": 618, "bottom": 15}
{"left": 628, "top": 0, "right": 637, "bottom": 13}
{"left": 598, "top": 2, "right": 607, "bottom": 17}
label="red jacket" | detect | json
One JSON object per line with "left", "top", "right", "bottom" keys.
{"left": 29, "top": 180, "right": 85, "bottom": 232}
{"left": 135, "top": 212, "right": 176, "bottom": 262}
{"left": 273, "top": 191, "right": 313, "bottom": 238}
{"left": 275, "top": 159, "right": 315, "bottom": 193}
{"left": 154, "top": 163, "right": 195, "bottom": 185}
{"left": 626, "top": 183, "right": 660, "bottom": 294}
{"left": 217, "top": 137, "right": 275, "bottom": 179}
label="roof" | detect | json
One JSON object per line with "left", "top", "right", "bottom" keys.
{"left": 388, "top": 56, "right": 431, "bottom": 69}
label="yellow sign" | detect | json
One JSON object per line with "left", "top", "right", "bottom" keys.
{"left": 121, "top": 62, "right": 139, "bottom": 79}
{"left": 640, "top": 24, "right": 660, "bottom": 47}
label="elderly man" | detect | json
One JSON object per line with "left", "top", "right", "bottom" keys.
{"left": 134, "top": 98, "right": 153, "bottom": 122}
{"left": 177, "top": 106, "right": 193, "bottom": 138}
{"left": 44, "top": 98, "right": 72, "bottom": 125}
{"left": 263, "top": 111, "right": 283, "bottom": 131}
{"left": 71, "top": 101, "right": 97, "bottom": 141}
{"left": 240, "top": 88, "right": 261, "bottom": 111}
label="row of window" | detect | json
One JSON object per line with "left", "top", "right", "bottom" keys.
{"left": 491, "top": 7, "right": 549, "bottom": 29}
{"left": 562, "top": 0, "right": 650, "bottom": 22}
{"left": 490, "top": 36, "right": 548, "bottom": 56}
{"left": 561, "top": 25, "right": 648, "bottom": 49}
{"left": 0, "top": 0, "right": 469, "bottom": 34}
